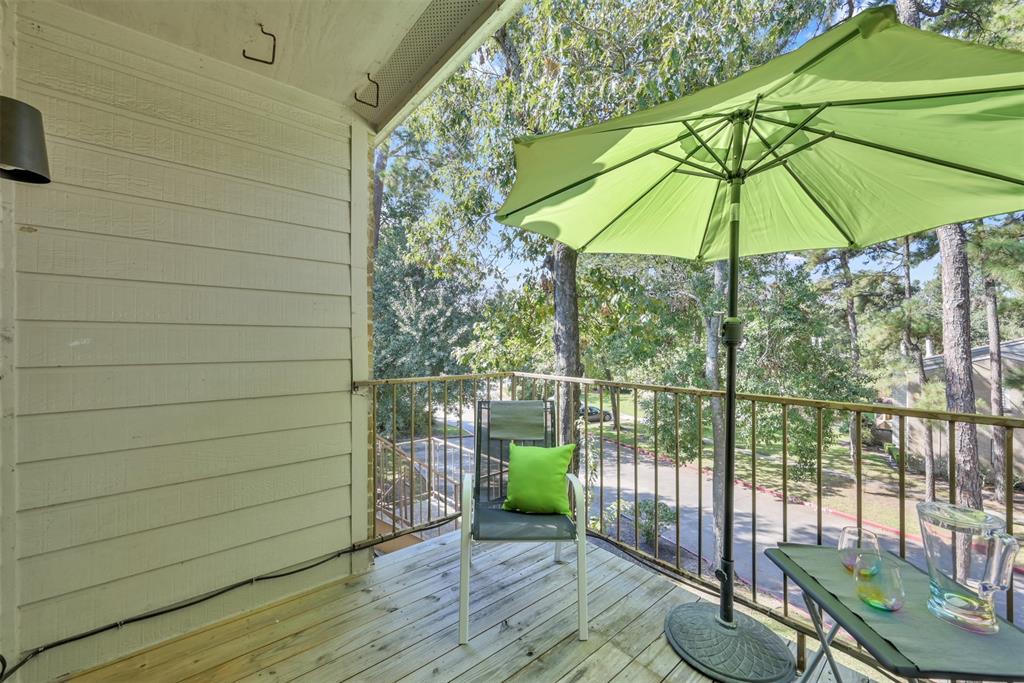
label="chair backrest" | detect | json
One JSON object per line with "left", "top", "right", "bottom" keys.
{"left": 474, "top": 400, "right": 554, "bottom": 507}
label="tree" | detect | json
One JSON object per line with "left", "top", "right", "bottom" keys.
{"left": 968, "top": 215, "right": 1024, "bottom": 501}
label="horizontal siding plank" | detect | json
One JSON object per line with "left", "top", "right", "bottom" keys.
{"left": 45, "top": 140, "right": 349, "bottom": 230}
{"left": 19, "top": 487, "right": 351, "bottom": 603}
{"left": 20, "top": 85, "right": 349, "bottom": 198}
{"left": 19, "top": 455, "right": 352, "bottom": 556}
{"left": 16, "top": 184, "right": 350, "bottom": 261}
{"left": 17, "top": 228, "right": 351, "bottom": 296}
{"left": 18, "top": 519, "right": 352, "bottom": 648}
{"left": 16, "top": 29, "right": 350, "bottom": 160}
{"left": 17, "top": 392, "right": 352, "bottom": 462}
{"left": 17, "top": 274, "right": 351, "bottom": 327}
{"left": 19, "top": 425, "right": 353, "bottom": 509}
{"left": 17, "top": 321, "right": 351, "bottom": 368}
{"left": 17, "top": 359, "right": 351, "bottom": 415}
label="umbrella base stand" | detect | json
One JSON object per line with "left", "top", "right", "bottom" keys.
{"left": 664, "top": 602, "right": 796, "bottom": 683}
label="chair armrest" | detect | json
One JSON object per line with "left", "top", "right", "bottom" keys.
{"left": 566, "top": 473, "right": 585, "bottom": 527}
{"left": 461, "top": 473, "right": 474, "bottom": 523}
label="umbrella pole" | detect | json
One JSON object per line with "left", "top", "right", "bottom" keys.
{"left": 719, "top": 161, "right": 742, "bottom": 625}
{"left": 663, "top": 112, "right": 795, "bottom": 683}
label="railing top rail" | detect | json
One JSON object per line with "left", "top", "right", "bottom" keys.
{"left": 355, "top": 370, "right": 1024, "bottom": 429}
{"left": 353, "top": 372, "right": 511, "bottom": 387}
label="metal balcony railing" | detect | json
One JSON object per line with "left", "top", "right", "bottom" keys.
{"left": 354, "top": 370, "right": 1022, "bottom": 663}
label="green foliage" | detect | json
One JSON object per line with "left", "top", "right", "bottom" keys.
{"left": 602, "top": 499, "right": 679, "bottom": 547}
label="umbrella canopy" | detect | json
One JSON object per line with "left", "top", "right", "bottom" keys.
{"left": 496, "top": 6, "right": 1024, "bottom": 259}
{"left": 495, "top": 8, "right": 1023, "bottom": 682}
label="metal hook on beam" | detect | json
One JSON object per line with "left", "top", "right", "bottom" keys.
{"left": 355, "top": 74, "right": 380, "bottom": 108}
{"left": 243, "top": 23, "right": 276, "bottom": 65}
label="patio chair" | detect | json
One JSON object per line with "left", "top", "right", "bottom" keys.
{"left": 459, "top": 399, "right": 588, "bottom": 644}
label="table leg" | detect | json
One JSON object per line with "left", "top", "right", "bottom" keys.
{"left": 803, "top": 591, "right": 844, "bottom": 683}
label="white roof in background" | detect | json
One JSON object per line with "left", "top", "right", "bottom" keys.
{"left": 923, "top": 338, "right": 1024, "bottom": 371}
{"left": 59, "top": 0, "right": 524, "bottom": 136}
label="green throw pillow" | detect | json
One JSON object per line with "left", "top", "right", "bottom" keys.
{"left": 502, "top": 442, "right": 576, "bottom": 515}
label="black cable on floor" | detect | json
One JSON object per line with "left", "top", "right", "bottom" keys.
{"left": 0, "top": 517, "right": 454, "bottom": 682}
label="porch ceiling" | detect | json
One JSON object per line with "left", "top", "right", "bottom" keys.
{"left": 57, "top": 0, "right": 522, "bottom": 136}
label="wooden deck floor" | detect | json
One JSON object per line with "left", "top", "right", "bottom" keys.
{"left": 65, "top": 532, "right": 868, "bottom": 682}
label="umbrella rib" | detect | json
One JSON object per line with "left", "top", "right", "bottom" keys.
{"left": 589, "top": 112, "right": 730, "bottom": 135}
{"left": 755, "top": 113, "right": 1024, "bottom": 187}
{"left": 497, "top": 118, "right": 727, "bottom": 220}
{"left": 655, "top": 150, "right": 726, "bottom": 179}
{"left": 682, "top": 120, "right": 729, "bottom": 173}
{"left": 744, "top": 104, "right": 828, "bottom": 172}
{"left": 749, "top": 123, "right": 855, "bottom": 247}
{"left": 695, "top": 179, "right": 723, "bottom": 261}
{"left": 745, "top": 130, "right": 835, "bottom": 177}
{"left": 578, "top": 164, "right": 683, "bottom": 253}
{"left": 756, "top": 84, "right": 1024, "bottom": 114}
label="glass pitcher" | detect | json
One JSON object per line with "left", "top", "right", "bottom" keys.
{"left": 917, "top": 501, "right": 1019, "bottom": 633}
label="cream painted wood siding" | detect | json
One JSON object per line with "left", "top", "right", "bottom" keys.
{"left": 0, "top": 2, "right": 370, "bottom": 680}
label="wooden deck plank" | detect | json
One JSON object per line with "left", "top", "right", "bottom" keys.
{"left": 68, "top": 533, "right": 468, "bottom": 683}
{"left": 186, "top": 541, "right": 562, "bottom": 682}
{"left": 549, "top": 586, "right": 697, "bottom": 683}
{"left": 381, "top": 550, "right": 632, "bottom": 683}
{"left": 159, "top": 540, "right": 528, "bottom": 682}
{"left": 502, "top": 571, "right": 677, "bottom": 683}
{"left": 63, "top": 532, "right": 879, "bottom": 683}
{"left": 287, "top": 544, "right": 614, "bottom": 683}
{"left": 450, "top": 563, "right": 653, "bottom": 683}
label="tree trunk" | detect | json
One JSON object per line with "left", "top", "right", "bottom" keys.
{"left": 372, "top": 140, "right": 389, "bottom": 249}
{"left": 902, "top": 238, "right": 935, "bottom": 501}
{"left": 553, "top": 243, "right": 582, "bottom": 454}
{"left": 840, "top": 251, "right": 860, "bottom": 464}
{"left": 937, "top": 223, "right": 982, "bottom": 510}
{"left": 603, "top": 367, "right": 621, "bottom": 429}
{"left": 706, "top": 261, "right": 727, "bottom": 565}
{"left": 985, "top": 276, "right": 1006, "bottom": 503}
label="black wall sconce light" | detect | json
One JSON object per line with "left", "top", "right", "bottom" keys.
{"left": 0, "top": 96, "right": 50, "bottom": 184}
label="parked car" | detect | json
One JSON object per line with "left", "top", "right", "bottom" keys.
{"left": 579, "top": 405, "right": 613, "bottom": 422}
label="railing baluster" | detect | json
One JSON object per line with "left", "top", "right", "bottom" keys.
{"left": 617, "top": 388, "right": 622, "bottom": 542}
{"left": 392, "top": 385, "right": 398, "bottom": 528}
{"left": 557, "top": 378, "right": 565, "bottom": 448}
{"left": 1005, "top": 427, "right": 1014, "bottom": 623}
{"left": 899, "top": 414, "right": 907, "bottom": 558}
{"left": 751, "top": 399, "right": 758, "bottom": 602}
{"left": 599, "top": 385, "right": 605, "bottom": 535}
{"left": 634, "top": 389, "right": 640, "bottom": 550}
{"left": 675, "top": 393, "right": 681, "bottom": 571}
{"left": 816, "top": 407, "right": 823, "bottom": 546}
{"left": 855, "top": 411, "right": 862, "bottom": 532}
{"left": 948, "top": 419, "right": 957, "bottom": 504}
{"left": 443, "top": 381, "right": 449, "bottom": 518}
{"left": 697, "top": 395, "right": 703, "bottom": 578}
{"left": 654, "top": 391, "right": 660, "bottom": 560}
{"left": 371, "top": 386, "right": 378, "bottom": 539}
{"left": 583, "top": 382, "right": 589, "bottom": 529}
{"left": 409, "top": 384, "right": 416, "bottom": 527}
{"left": 782, "top": 403, "right": 789, "bottom": 617}
{"left": 459, "top": 380, "right": 465, "bottom": 512}
{"left": 427, "top": 381, "right": 433, "bottom": 523}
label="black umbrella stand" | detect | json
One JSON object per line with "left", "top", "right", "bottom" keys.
{"left": 664, "top": 113, "right": 796, "bottom": 683}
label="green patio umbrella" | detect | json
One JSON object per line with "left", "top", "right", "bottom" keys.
{"left": 495, "top": 6, "right": 1024, "bottom": 682}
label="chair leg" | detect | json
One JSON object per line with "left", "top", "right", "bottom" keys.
{"left": 554, "top": 541, "right": 562, "bottom": 563}
{"left": 577, "top": 532, "right": 588, "bottom": 640}
{"left": 459, "top": 527, "right": 471, "bottom": 644}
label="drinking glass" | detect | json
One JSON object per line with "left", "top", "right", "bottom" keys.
{"left": 838, "top": 527, "right": 881, "bottom": 573}
{"left": 855, "top": 555, "right": 905, "bottom": 611}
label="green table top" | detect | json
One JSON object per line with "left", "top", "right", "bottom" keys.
{"left": 766, "top": 544, "right": 1024, "bottom": 681}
